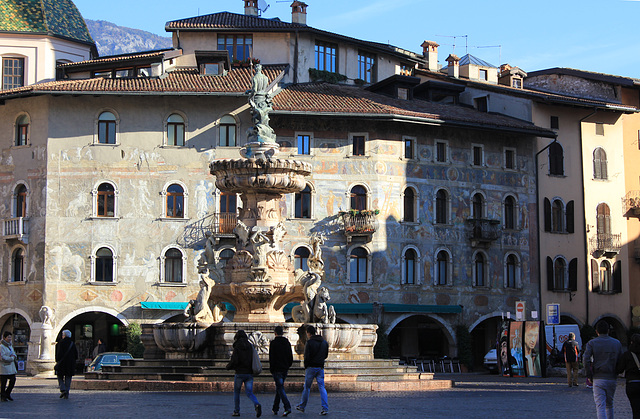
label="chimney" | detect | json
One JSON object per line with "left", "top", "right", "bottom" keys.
{"left": 446, "top": 54, "right": 459, "bottom": 78}
{"left": 421, "top": 40, "right": 439, "bottom": 72}
{"left": 244, "top": 0, "right": 258, "bottom": 16}
{"left": 291, "top": 1, "right": 308, "bottom": 25}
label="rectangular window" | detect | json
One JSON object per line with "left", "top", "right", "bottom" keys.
{"left": 475, "top": 97, "right": 488, "bottom": 112}
{"left": 397, "top": 88, "right": 408, "bottom": 100}
{"left": 404, "top": 138, "right": 414, "bottom": 159}
{"left": 115, "top": 69, "right": 133, "bottom": 78}
{"left": 358, "top": 51, "right": 376, "bottom": 83}
{"left": 202, "top": 63, "right": 222, "bottom": 76}
{"left": 352, "top": 135, "right": 365, "bottom": 156}
{"left": 479, "top": 69, "right": 488, "bottom": 80}
{"left": 297, "top": 134, "right": 310, "bottom": 155}
{"left": 315, "top": 41, "right": 337, "bottom": 72}
{"left": 512, "top": 78, "right": 522, "bottom": 88}
{"left": 435, "top": 141, "right": 447, "bottom": 163}
{"left": 473, "top": 145, "right": 483, "bottom": 166}
{"left": 550, "top": 116, "right": 559, "bottom": 130}
{"left": 218, "top": 35, "right": 253, "bottom": 61}
{"left": 505, "top": 148, "right": 515, "bottom": 170}
{"left": 3, "top": 57, "right": 24, "bottom": 89}
{"left": 596, "top": 123, "right": 604, "bottom": 136}
{"left": 220, "top": 124, "right": 236, "bottom": 147}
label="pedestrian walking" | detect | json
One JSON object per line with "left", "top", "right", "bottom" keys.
{"left": 617, "top": 333, "right": 640, "bottom": 418}
{"left": 226, "top": 330, "right": 262, "bottom": 418}
{"left": 584, "top": 320, "right": 622, "bottom": 419}
{"left": 55, "top": 329, "right": 78, "bottom": 399}
{"left": 269, "top": 325, "right": 293, "bottom": 416}
{"left": 562, "top": 332, "right": 580, "bottom": 387}
{"left": 0, "top": 331, "right": 17, "bottom": 402}
{"left": 296, "top": 325, "right": 329, "bottom": 416}
{"left": 92, "top": 338, "right": 107, "bottom": 358}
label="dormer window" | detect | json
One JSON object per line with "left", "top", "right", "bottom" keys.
{"left": 202, "top": 63, "right": 223, "bottom": 75}
{"left": 196, "top": 51, "right": 230, "bottom": 76}
{"left": 218, "top": 35, "right": 253, "bottom": 61}
{"left": 512, "top": 78, "right": 522, "bottom": 88}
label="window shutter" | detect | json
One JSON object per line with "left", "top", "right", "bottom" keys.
{"left": 547, "top": 257, "right": 554, "bottom": 291}
{"left": 544, "top": 198, "right": 551, "bottom": 232}
{"left": 566, "top": 201, "right": 574, "bottom": 233}
{"left": 594, "top": 156, "right": 601, "bottom": 179}
{"left": 613, "top": 261, "right": 622, "bottom": 293}
{"left": 591, "top": 259, "right": 600, "bottom": 293}
{"left": 568, "top": 258, "right": 578, "bottom": 291}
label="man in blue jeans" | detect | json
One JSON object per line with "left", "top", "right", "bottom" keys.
{"left": 269, "top": 326, "right": 293, "bottom": 416}
{"left": 584, "top": 320, "right": 622, "bottom": 419}
{"left": 296, "top": 325, "right": 329, "bottom": 415}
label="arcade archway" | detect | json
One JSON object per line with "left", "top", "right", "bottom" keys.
{"left": 387, "top": 315, "right": 453, "bottom": 359}
{"left": 0, "top": 313, "right": 30, "bottom": 373}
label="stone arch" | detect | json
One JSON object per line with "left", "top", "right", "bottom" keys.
{"left": 55, "top": 306, "right": 129, "bottom": 338}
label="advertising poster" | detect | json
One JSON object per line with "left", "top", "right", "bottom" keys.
{"left": 524, "top": 321, "right": 542, "bottom": 377}
{"left": 509, "top": 321, "right": 525, "bottom": 377}
{"left": 498, "top": 321, "right": 511, "bottom": 376}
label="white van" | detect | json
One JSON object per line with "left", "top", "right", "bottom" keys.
{"left": 545, "top": 324, "right": 582, "bottom": 355}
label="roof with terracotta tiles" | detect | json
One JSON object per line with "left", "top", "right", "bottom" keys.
{"left": 58, "top": 50, "right": 171, "bottom": 69}
{"left": 0, "top": 0, "right": 94, "bottom": 45}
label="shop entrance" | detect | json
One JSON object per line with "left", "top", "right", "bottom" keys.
{"left": 59, "top": 311, "right": 127, "bottom": 372}
{"left": 0, "top": 313, "right": 30, "bottom": 374}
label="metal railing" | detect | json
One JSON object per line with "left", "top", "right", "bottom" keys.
{"left": 589, "top": 233, "right": 622, "bottom": 253}
{"left": 466, "top": 218, "right": 500, "bottom": 242}
{"left": 341, "top": 213, "right": 379, "bottom": 235}
{"left": 623, "top": 190, "right": 640, "bottom": 217}
{"left": 210, "top": 213, "right": 237, "bottom": 235}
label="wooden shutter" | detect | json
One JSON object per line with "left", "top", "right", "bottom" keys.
{"left": 591, "top": 259, "right": 600, "bottom": 293}
{"left": 544, "top": 198, "right": 551, "bottom": 232}
{"left": 547, "top": 257, "right": 554, "bottom": 291}
{"left": 568, "top": 258, "right": 578, "bottom": 291}
{"left": 613, "top": 261, "right": 622, "bottom": 294}
{"left": 566, "top": 201, "right": 574, "bottom": 233}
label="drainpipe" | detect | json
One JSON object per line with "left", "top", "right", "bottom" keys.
{"left": 579, "top": 109, "right": 598, "bottom": 326}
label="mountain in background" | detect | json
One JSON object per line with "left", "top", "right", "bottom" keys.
{"left": 86, "top": 20, "right": 173, "bottom": 57}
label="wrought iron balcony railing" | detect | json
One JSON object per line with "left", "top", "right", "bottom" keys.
{"left": 340, "top": 212, "right": 379, "bottom": 242}
{"left": 3, "top": 217, "right": 28, "bottom": 242}
{"left": 589, "top": 233, "right": 622, "bottom": 257}
{"left": 466, "top": 218, "right": 501, "bottom": 247}
{"left": 209, "top": 212, "right": 237, "bottom": 235}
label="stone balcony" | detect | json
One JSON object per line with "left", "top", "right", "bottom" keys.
{"left": 466, "top": 218, "right": 500, "bottom": 248}
{"left": 590, "top": 233, "right": 622, "bottom": 258}
{"left": 2, "top": 217, "right": 28, "bottom": 243}
{"left": 340, "top": 211, "right": 379, "bottom": 243}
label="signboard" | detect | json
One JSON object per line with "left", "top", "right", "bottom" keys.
{"left": 515, "top": 301, "right": 525, "bottom": 321}
{"left": 546, "top": 303, "right": 560, "bottom": 325}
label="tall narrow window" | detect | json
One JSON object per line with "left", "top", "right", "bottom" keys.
{"left": 166, "top": 184, "right": 184, "bottom": 218}
{"left": 95, "top": 247, "right": 114, "bottom": 282}
{"left": 404, "top": 138, "right": 415, "bottom": 159}
{"left": 97, "top": 183, "right": 115, "bottom": 217}
{"left": 98, "top": 112, "right": 116, "bottom": 144}
{"left": 15, "top": 185, "right": 27, "bottom": 218}
{"left": 220, "top": 115, "right": 237, "bottom": 147}
{"left": 596, "top": 123, "right": 604, "bottom": 136}
{"left": 506, "top": 254, "right": 517, "bottom": 288}
{"left": 549, "top": 142, "right": 564, "bottom": 176}
{"left": 504, "top": 196, "right": 516, "bottom": 229}
{"left": 297, "top": 134, "right": 310, "bottom": 155}
{"left": 435, "top": 141, "right": 447, "bottom": 162}
{"left": 554, "top": 258, "right": 566, "bottom": 290}
{"left": 11, "top": 248, "right": 24, "bottom": 282}
{"left": 551, "top": 199, "right": 564, "bottom": 233}
{"left": 164, "top": 248, "right": 183, "bottom": 283}
{"left": 315, "top": 41, "right": 337, "bottom": 72}
{"left": 403, "top": 188, "right": 416, "bottom": 222}
{"left": 358, "top": 51, "right": 376, "bottom": 83}
{"left": 167, "top": 114, "right": 185, "bottom": 146}
{"left": 294, "top": 247, "right": 310, "bottom": 271}
{"left": 472, "top": 193, "right": 483, "bottom": 219}
{"left": 2, "top": 57, "right": 24, "bottom": 89}
{"left": 217, "top": 35, "right": 253, "bottom": 60}
{"left": 505, "top": 149, "right": 515, "bottom": 170}
{"left": 15, "top": 114, "right": 29, "bottom": 146}
{"left": 435, "top": 189, "right": 448, "bottom": 224}
{"left": 352, "top": 135, "right": 365, "bottom": 156}
{"left": 473, "top": 146, "right": 482, "bottom": 166}
{"left": 349, "top": 247, "right": 368, "bottom": 283}
{"left": 593, "top": 147, "right": 608, "bottom": 180}
{"left": 474, "top": 253, "right": 485, "bottom": 287}
{"left": 596, "top": 203, "right": 611, "bottom": 235}
{"left": 403, "top": 249, "right": 417, "bottom": 285}
{"left": 436, "top": 251, "right": 449, "bottom": 285}
{"left": 550, "top": 116, "right": 559, "bottom": 130}
{"left": 350, "top": 185, "right": 367, "bottom": 211}
{"left": 599, "top": 260, "right": 612, "bottom": 292}
{"left": 295, "top": 185, "right": 311, "bottom": 219}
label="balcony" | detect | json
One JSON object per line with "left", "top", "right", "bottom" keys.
{"left": 3, "top": 217, "right": 28, "bottom": 243}
{"left": 340, "top": 210, "right": 379, "bottom": 243}
{"left": 209, "top": 212, "right": 237, "bottom": 238}
{"left": 589, "top": 233, "right": 622, "bottom": 258}
{"left": 623, "top": 191, "right": 640, "bottom": 219}
{"left": 466, "top": 218, "right": 500, "bottom": 248}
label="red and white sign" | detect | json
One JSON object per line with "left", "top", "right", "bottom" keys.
{"left": 515, "top": 301, "right": 526, "bottom": 321}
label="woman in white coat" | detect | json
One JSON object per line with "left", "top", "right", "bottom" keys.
{"left": 0, "top": 331, "right": 17, "bottom": 402}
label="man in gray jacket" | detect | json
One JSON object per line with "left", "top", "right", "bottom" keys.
{"left": 584, "top": 320, "right": 622, "bottom": 419}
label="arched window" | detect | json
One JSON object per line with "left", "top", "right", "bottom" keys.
{"left": 167, "top": 114, "right": 185, "bottom": 146}
{"left": 600, "top": 260, "right": 612, "bottom": 292}
{"left": 472, "top": 193, "right": 484, "bottom": 219}
{"left": 15, "top": 114, "right": 29, "bottom": 146}
{"left": 350, "top": 185, "right": 367, "bottom": 211}
{"left": 551, "top": 199, "right": 564, "bottom": 233}
{"left": 474, "top": 252, "right": 485, "bottom": 287}
{"left": 549, "top": 142, "right": 564, "bottom": 176}
{"left": 593, "top": 147, "right": 608, "bottom": 180}
{"left": 349, "top": 247, "right": 368, "bottom": 283}
{"left": 596, "top": 203, "right": 611, "bottom": 235}
{"left": 219, "top": 115, "right": 237, "bottom": 147}
{"left": 295, "top": 185, "right": 311, "bottom": 219}
{"left": 403, "top": 248, "right": 417, "bottom": 285}
{"left": 506, "top": 254, "right": 517, "bottom": 288}
{"left": 96, "top": 183, "right": 115, "bottom": 217}
{"left": 403, "top": 187, "right": 416, "bottom": 222}
{"left": 15, "top": 184, "right": 27, "bottom": 217}
{"left": 219, "top": 248, "right": 235, "bottom": 269}
{"left": 553, "top": 257, "right": 566, "bottom": 290}
{"left": 436, "top": 250, "right": 450, "bottom": 286}
{"left": 504, "top": 196, "right": 516, "bottom": 229}
{"left": 95, "top": 247, "right": 114, "bottom": 282}
{"left": 97, "top": 111, "right": 116, "bottom": 144}
{"left": 163, "top": 248, "right": 183, "bottom": 283}
{"left": 219, "top": 192, "right": 237, "bottom": 233}
{"left": 11, "top": 248, "right": 24, "bottom": 282}
{"left": 435, "top": 189, "right": 448, "bottom": 224}
{"left": 166, "top": 184, "right": 184, "bottom": 218}
{"left": 294, "top": 247, "right": 310, "bottom": 271}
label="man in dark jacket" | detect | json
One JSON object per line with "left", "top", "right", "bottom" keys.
{"left": 55, "top": 329, "right": 78, "bottom": 399}
{"left": 226, "top": 330, "right": 262, "bottom": 417}
{"left": 296, "top": 325, "right": 329, "bottom": 416}
{"left": 269, "top": 326, "right": 293, "bottom": 416}
{"left": 562, "top": 332, "right": 580, "bottom": 387}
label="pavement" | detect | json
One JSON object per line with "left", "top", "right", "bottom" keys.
{"left": 0, "top": 373, "right": 633, "bottom": 418}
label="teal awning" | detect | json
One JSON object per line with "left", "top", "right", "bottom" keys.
{"left": 140, "top": 302, "right": 236, "bottom": 311}
{"left": 382, "top": 304, "right": 462, "bottom": 314}
{"left": 282, "top": 302, "right": 374, "bottom": 314}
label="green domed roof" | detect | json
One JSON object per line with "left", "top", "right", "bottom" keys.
{"left": 0, "top": 0, "right": 94, "bottom": 45}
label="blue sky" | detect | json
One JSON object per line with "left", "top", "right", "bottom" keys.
{"left": 73, "top": 0, "right": 640, "bottom": 78}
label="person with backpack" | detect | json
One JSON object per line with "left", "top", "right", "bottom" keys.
{"left": 226, "top": 330, "right": 262, "bottom": 418}
{"left": 562, "top": 332, "right": 581, "bottom": 387}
